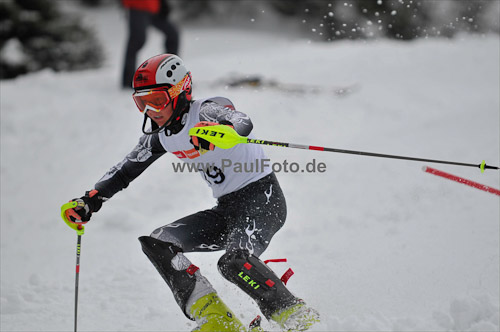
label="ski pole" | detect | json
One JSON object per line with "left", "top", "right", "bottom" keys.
{"left": 61, "top": 201, "right": 87, "bottom": 332}
{"left": 189, "top": 125, "right": 500, "bottom": 172}
{"left": 73, "top": 227, "right": 83, "bottom": 332}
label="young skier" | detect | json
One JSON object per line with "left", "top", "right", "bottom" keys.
{"left": 63, "top": 54, "right": 319, "bottom": 331}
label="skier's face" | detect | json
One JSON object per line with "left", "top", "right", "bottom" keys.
{"left": 146, "top": 101, "right": 174, "bottom": 127}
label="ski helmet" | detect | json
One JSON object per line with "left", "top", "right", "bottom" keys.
{"left": 133, "top": 54, "right": 193, "bottom": 135}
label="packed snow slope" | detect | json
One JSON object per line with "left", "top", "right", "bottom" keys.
{"left": 1, "top": 4, "right": 499, "bottom": 332}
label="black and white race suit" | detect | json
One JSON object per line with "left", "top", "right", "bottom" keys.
{"left": 95, "top": 96, "right": 286, "bottom": 256}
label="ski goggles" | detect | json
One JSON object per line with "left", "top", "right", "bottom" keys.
{"left": 133, "top": 74, "right": 191, "bottom": 113}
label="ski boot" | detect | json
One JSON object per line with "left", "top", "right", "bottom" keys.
{"left": 190, "top": 292, "right": 246, "bottom": 331}
{"left": 270, "top": 301, "right": 320, "bottom": 331}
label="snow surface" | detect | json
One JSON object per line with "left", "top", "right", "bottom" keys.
{"left": 1, "top": 4, "right": 499, "bottom": 332}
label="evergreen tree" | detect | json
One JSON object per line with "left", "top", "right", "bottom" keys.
{"left": 0, "top": 0, "right": 103, "bottom": 79}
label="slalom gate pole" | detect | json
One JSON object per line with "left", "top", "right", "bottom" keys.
{"left": 423, "top": 166, "right": 500, "bottom": 196}
{"left": 188, "top": 125, "right": 500, "bottom": 172}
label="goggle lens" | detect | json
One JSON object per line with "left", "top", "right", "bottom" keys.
{"left": 132, "top": 74, "right": 191, "bottom": 113}
{"left": 133, "top": 90, "right": 171, "bottom": 113}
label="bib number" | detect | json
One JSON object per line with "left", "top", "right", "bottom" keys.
{"left": 200, "top": 165, "right": 225, "bottom": 185}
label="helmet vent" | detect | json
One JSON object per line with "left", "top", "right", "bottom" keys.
{"left": 134, "top": 54, "right": 189, "bottom": 90}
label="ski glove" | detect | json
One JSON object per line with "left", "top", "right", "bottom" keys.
{"left": 190, "top": 121, "right": 234, "bottom": 151}
{"left": 65, "top": 190, "right": 104, "bottom": 223}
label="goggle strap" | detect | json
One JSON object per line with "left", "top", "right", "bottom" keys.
{"left": 142, "top": 114, "right": 166, "bottom": 135}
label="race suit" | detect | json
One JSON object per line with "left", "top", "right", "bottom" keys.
{"left": 94, "top": 97, "right": 286, "bottom": 256}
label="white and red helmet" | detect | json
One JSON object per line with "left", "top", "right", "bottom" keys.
{"left": 133, "top": 54, "right": 191, "bottom": 93}
{"left": 133, "top": 54, "right": 193, "bottom": 134}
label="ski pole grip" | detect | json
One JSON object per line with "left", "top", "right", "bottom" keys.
{"left": 61, "top": 201, "right": 85, "bottom": 235}
{"left": 188, "top": 125, "right": 247, "bottom": 149}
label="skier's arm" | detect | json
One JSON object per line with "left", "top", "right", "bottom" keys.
{"left": 64, "top": 134, "right": 166, "bottom": 223}
{"left": 199, "top": 101, "right": 253, "bottom": 136}
{"left": 94, "top": 134, "right": 167, "bottom": 199}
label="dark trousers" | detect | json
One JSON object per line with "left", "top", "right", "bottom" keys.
{"left": 150, "top": 173, "right": 287, "bottom": 258}
{"left": 122, "top": 9, "right": 180, "bottom": 88}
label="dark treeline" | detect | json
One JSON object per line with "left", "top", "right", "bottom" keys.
{"left": 174, "top": 0, "right": 499, "bottom": 40}
{"left": 0, "top": 0, "right": 103, "bottom": 79}
{"left": 1, "top": 0, "right": 498, "bottom": 79}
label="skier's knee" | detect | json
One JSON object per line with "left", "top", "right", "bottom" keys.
{"left": 139, "top": 235, "right": 182, "bottom": 260}
{"left": 217, "top": 249, "right": 249, "bottom": 277}
{"left": 149, "top": 227, "right": 183, "bottom": 249}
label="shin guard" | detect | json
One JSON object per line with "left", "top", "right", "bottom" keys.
{"left": 139, "top": 236, "right": 203, "bottom": 319}
{"left": 217, "top": 249, "right": 300, "bottom": 319}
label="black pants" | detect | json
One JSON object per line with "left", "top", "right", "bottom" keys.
{"left": 150, "top": 173, "right": 286, "bottom": 257}
{"left": 122, "top": 9, "right": 180, "bottom": 88}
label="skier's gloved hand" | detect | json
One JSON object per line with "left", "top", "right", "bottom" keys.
{"left": 190, "top": 121, "right": 217, "bottom": 151}
{"left": 190, "top": 121, "right": 234, "bottom": 151}
{"left": 64, "top": 190, "right": 104, "bottom": 223}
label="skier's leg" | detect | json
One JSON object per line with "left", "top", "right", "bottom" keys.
{"left": 218, "top": 249, "right": 319, "bottom": 330}
{"left": 217, "top": 173, "right": 293, "bottom": 317}
{"left": 140, "top": 209, "right": 245, "bottom": 331}
{"left": 150, "top": 209, "right": 228, "bottom": 252}
{"left": 216, "top": 173, "right": 287, "bottom": 258}
{"left": 139, "top": 235, "right": 211, "bottom": 318}
{"left": 216, "top": 173, "right": 319, "bottom": 329}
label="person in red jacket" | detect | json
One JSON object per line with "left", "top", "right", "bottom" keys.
{"left": 121, "top": 0, "right": 179, "bottom": 89}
